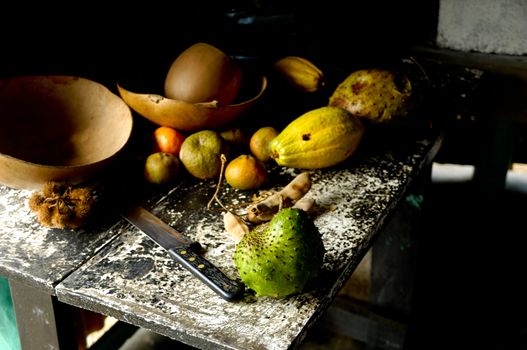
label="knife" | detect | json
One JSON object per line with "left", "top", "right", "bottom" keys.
{"left": 121, "top": 205, "right": 244, "bottom": 301}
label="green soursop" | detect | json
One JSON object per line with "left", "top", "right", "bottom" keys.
{"left": 329, "top": 69, "right": 412, "bottom": 123}
{"left": 233, "top": 207, "right": 325, "bottom": 298}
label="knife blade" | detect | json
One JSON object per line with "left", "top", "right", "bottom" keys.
{"left": 121, "top": 205, "right": 244, "bottom": 301}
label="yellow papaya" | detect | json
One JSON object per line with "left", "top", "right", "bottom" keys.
{"left": 273, "top": 56, "right": 325, "bottom": 93}
{"left": 269, "top": 106, "right": 364, "bottom": 169}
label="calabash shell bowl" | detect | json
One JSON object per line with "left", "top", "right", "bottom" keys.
{"left": 117, "top": 73, "right": 267, "bottom": 132}
{"left": 0, "top": 76, "right": 133, "bottom": 190}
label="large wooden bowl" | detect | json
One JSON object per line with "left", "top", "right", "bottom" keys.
{"left": 0, "top": 76, "right": 133, "bottom": 190}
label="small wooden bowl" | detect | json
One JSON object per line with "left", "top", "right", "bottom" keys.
{"left": 0, "top": 76, "right": 133, "bottom": 190}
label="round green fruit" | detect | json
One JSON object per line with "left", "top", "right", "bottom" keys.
{"left": 144, "top": 152, "right": 181, "bottom": 185}
{"left": 179, "top": 130, "right": 228, "bottom": 180}
{"left": 249, "top": 126, "right": 278, "bottom": 162}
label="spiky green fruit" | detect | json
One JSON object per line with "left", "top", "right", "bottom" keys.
{"left": 329, "top": 69, "right": 412, "bottom": 123}
{"left": 233, "top": 208, "right": 325, "bottom": 298}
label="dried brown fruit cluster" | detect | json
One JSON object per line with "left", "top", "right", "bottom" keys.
{"left": 28, "top": 181, "right": 96, "bottom": 229}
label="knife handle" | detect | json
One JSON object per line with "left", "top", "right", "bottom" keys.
{"left": 168, "top": 248, "right": 244, "bottom": 301}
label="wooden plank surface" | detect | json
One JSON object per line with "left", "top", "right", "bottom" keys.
{"left": 55, "top": 127, "right": 442, "bottom": 350}
{"left": 412, "top": 45, "right": 527, "bottom": 80}
{"left": 0, "top": 185, "right": 122, "bottom": 294}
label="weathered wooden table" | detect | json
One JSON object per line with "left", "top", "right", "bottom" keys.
{"left": 0, "top": 125, "right": 441, "bottom": 350}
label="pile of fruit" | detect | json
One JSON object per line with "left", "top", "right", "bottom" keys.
{"left": 122, "top": 42, "right": 419, "bottom": 298}
{"left": 137, "top": 43, "right": 416, "bottom": 188}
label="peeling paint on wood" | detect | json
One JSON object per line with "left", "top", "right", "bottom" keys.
{"left": 0, "top": 186, "right": 124, "bottom": 294}
{"left": 0, "top": 127, "right": 440, "bottom": 349}
{"left": 52, "top": 129, "right": 441, "bottom": 350}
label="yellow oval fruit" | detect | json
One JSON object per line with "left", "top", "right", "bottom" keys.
{"left": 225, "top": 154, "right": 267, "bottom": 190}
{"left": 269, "top": 106, "right": 364, "bottom": 169}
{"left": 249, "top": 126, "right": 279, "bottom": 162}
{"left": 273, "top": 56, "right": 324, "bottom": 93}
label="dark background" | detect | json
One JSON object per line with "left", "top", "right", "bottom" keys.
{"left": 0, "top": 1, "right": 439, "bottom": 84}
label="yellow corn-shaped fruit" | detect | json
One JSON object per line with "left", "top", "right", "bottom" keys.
{"left": 273, "top": 56, "right": 325, "bottom": 93}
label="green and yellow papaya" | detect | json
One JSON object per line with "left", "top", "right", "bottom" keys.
{"left": 269, "top": 106, "right": 364, "bottom": 169}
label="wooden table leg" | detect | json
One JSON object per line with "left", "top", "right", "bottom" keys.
{"left": 9, "top": 280, "right": 78, "bottom": 350}
{"left": 472, "top": 120, "right": 515, "bottom": 194}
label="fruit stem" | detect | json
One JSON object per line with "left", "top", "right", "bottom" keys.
{"left": 408, "top": 56, "right": 429, "bottom": 81}
{"left": 207, "top": 154, "right": 228, "bottom": 212}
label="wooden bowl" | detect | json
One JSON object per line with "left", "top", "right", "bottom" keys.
{"left": 117, "top": 73, "right": 267, "bottom": 132}
{"left": 0, "top": 76, "right": 133, "bottom": 190}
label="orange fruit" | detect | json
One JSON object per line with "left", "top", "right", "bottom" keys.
{"left": 153, "top": 126, "right": 186, "bottom": 156}
{"left": 144, "top": 152, "right": 181, "bottom": 185}
{"left": 225, "top": 154, "right": 267, "bottom": 190}
{"left": 249, "top": 126, "right": 278, "bottom": 162}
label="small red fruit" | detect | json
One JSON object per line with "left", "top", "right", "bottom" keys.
{"left": 153, "top": 126, "right": 186, "bottom": 156}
